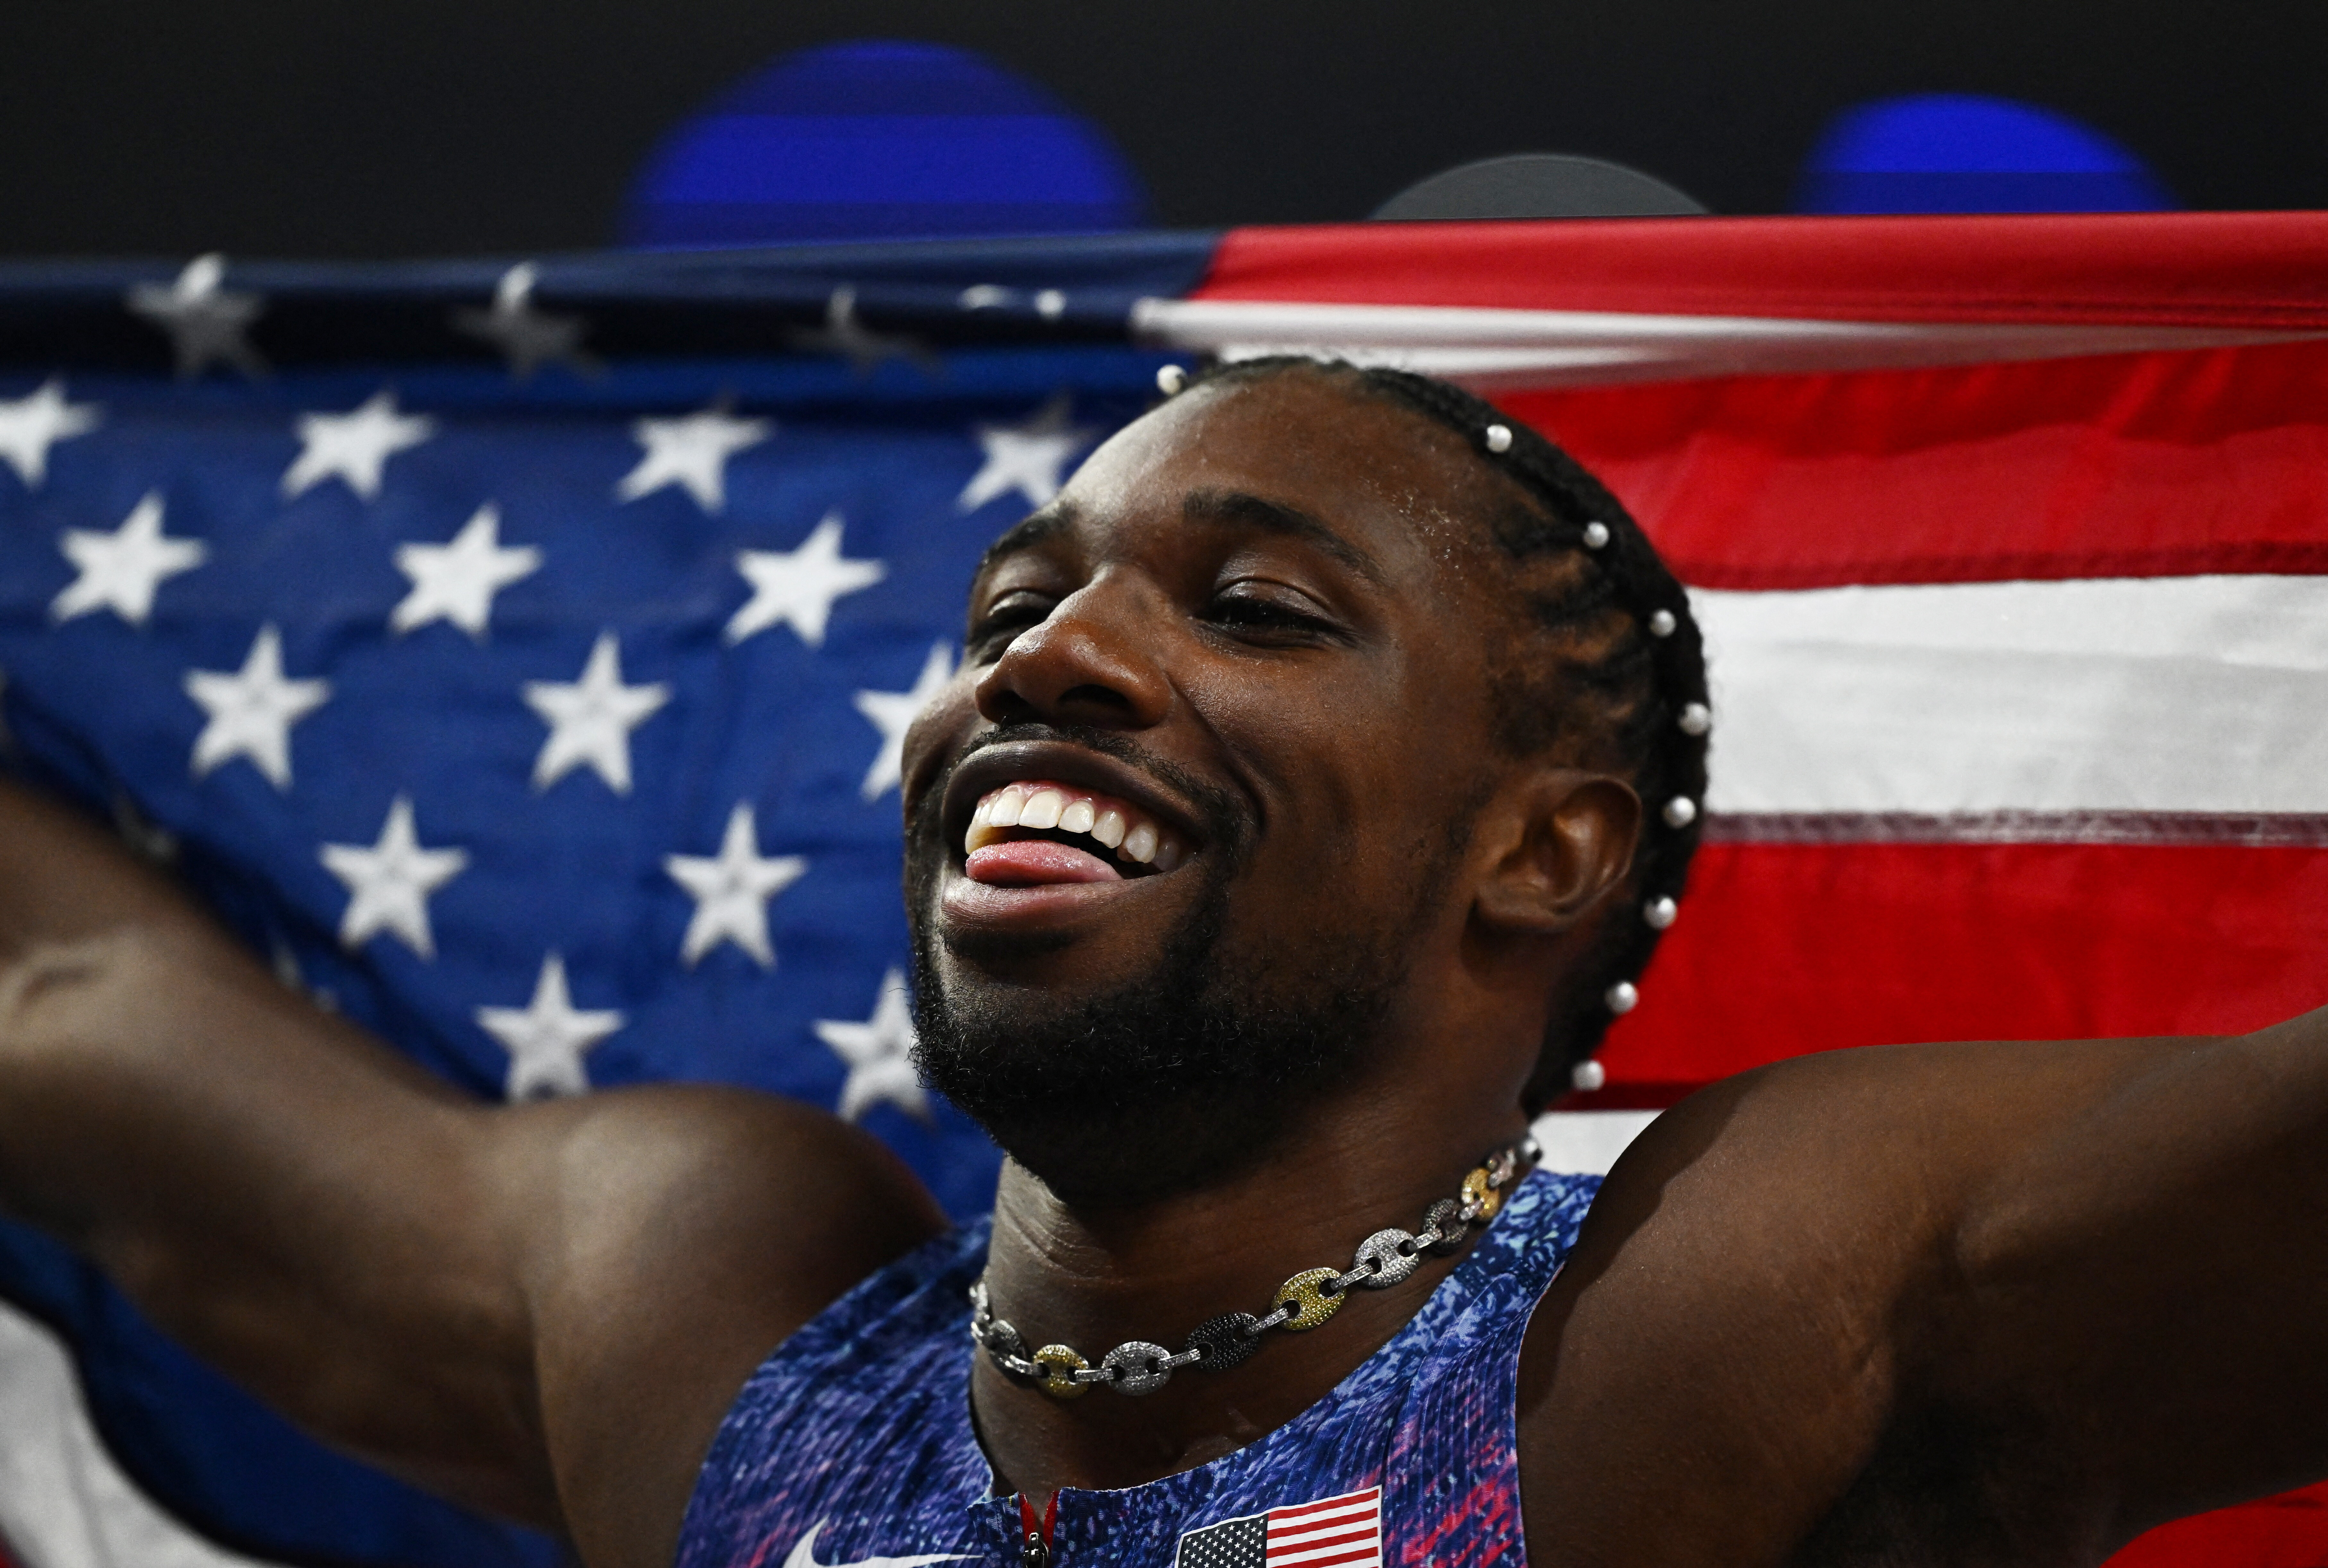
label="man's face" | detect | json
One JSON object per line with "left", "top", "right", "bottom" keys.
{"left": 900, "top": 371, "right": 1520, "bottom": 1197}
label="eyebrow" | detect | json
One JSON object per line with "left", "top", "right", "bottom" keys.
{"left": 973, "top": 503, "right": 1078, "bottom": 579}
{"left": 1181, "top": 489, "right": 1386, "bottom": 586}
{"left": 969, "top": 490, "right": 1389, "bottom": 587}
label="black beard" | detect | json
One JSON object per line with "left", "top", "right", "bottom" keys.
{"left": 904, "top": 727, "right": 1457, "bottom": 1208}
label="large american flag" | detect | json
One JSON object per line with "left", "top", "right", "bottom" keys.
{"left": 0, "top": 213, "right": 2321, "bottom": 1568}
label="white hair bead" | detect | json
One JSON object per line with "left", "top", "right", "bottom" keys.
{"left": 1604, "top": 981, "right": 1639, "bottom": 1015}
{"left": 1648, "top": 609, "right": 1677, "bottom": 637}
{"left": 1678, "top": 701, "right": 1711, "bottom": 736}
{"left": 1582, "top": 521, "right": 1610, "bottom": 550}
{"left": 1156, "top": 363, "right": 1188, "bottom": 396}
{"left": 1571, "top": 1057, "right": 1609, "bottom": 1092}
{"left": 1483, "top": 423, "right": 1513, "bottom": 453}
{"left": 1663, "top": 796, "right": 1698, "bottom": 829}
{"left": 1644, "top": 895, "right": 1678, "bottom": 930}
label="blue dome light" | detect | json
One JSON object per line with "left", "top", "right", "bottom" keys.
{"left": 1796, "top": 93, "right": 2174, "bottom": 214}
{"left": 623, "top": 40, "right": 1147, "bottom": 249}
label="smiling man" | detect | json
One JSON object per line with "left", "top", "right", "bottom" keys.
{"left": 0, "top": 357, "right": 2325, "bottom": 1568}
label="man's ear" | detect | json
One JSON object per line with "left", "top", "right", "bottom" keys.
{"left": 1471, "top": 769, "right": 1641, "bottom": 934}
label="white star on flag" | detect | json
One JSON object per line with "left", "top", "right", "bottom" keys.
{"left": 785, "top": 286, "right": 938, "bottom": 378}
{"left": 663, "top": 802, "right": 808, "bottom": 968}
{"left": 475, "top": 954, "right": 623, "bottom": 1101}
{"left": 956, "top": 394, "right": 1097, "bottom": 513}
{"left": 51, "top": 491, "right": 207, "bottom": 627}
{"left": 614, "top": 404, "right": 772, "bottom": 514}
{"left": 281, "top": 389, "right": 436, "bottom": 501}
{"left": 125, "top": 254, "right": 266, "bottom": 379}
{"left": 319, "top": 795, "right": 469, "bottom": 959}
{"left": 451, "top": 262, "right": 599, "bottom": 381}
{"left": 0, "top": 378, "right": 102, "bottom": 487}
{"left": 725, "top": 511, "right": 887, "bottom": 648}
{"left": 183, "top": 624, "right": 330, "bottom": 790}
{"left": 524, "top": 632, "right": 671, "bottom": 795}
{"left": 853, "top": 642, "right": 954, "bottom": 800}
{"left": 814, "top": 969, "right": 928, "bottom": 1122}
{"left": 391, "top": 503, "right": 542, "bottom": 638}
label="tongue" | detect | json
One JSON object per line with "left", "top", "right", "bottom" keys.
{"left": 967, "top": 840, "right": 1123, "bottom": 886}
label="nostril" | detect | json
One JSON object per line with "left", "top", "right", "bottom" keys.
{"left": 984, "top": 689, "right": 1044, "bottom": 726}
{"left": 1057, "top": 683, "right": 1133, "bottom": 714}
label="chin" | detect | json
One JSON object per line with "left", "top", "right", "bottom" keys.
{"left": 904, "top": 874, "right": 1417, "bottom": 1209}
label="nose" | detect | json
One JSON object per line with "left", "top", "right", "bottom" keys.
{"left": 973, "top": 576, "right": 1173, "bottom": 731}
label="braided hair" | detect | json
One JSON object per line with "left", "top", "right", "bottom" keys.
{"left": 1173, "top": 356, "right": 1711, "bottom": 1111}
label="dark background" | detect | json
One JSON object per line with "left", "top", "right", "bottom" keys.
{"left": 2, "top": 0, "right": 2316, "bottom": 259}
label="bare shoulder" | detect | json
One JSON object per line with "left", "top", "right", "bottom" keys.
{"left": 498, "top": 1084, "right": 949, "bottom": 1568}
{"left": 1513, "top": 1037, "right": 2197, "bottom": 1566}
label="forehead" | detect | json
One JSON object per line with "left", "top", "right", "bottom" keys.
{"left": 1023, "top": 370, "right": 1519, "bottom": 584}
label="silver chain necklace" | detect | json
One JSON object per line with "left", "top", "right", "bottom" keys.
{"left": 969, "top": 1134, "right": 1541, "bottom": 1399}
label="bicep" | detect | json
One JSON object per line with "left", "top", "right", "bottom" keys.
{"left": 0, "top": 921, "right": 948, "bottom": 1556}
{"left": 1515, "top": 1032, "right": 2318, "bottom": 1564}
{"left": 1517, "top": 1069, "right": 1932, "bottom": 1567}
{"left": 0, "top": 924, "right": 561, "bottom": 1521}
{"left": 0, "top": 784, "right": 949, "bottom": 1547}
{"left": 1943, "top": 1013, "right": 2328, "bottom": 1534}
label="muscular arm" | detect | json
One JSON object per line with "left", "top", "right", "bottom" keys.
{"left": 0, "top": 781, "right": 946, "bottom": 1568}
{"left": 1519, "top": 1014, "right": 2328, "bottom": 1567}
{"left": 1943, "top": 1011, "right": 2328, "bottom": 1534}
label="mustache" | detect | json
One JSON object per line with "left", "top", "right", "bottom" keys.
{"left": 912, "top": 721, "right": 1254, "bottom": 862}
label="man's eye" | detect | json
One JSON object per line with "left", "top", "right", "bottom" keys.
{"left": 1206, "top": 589, "right": 1333, "bottom": 638}
{"left": 968, "top": 596, "right": 1053, "bottom": 656}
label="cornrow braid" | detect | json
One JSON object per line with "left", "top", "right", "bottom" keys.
{"left": 1169, "top": 356, "right": 1711, "bottom": 1111}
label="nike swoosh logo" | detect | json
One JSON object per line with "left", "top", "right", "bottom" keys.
{"left": 780, "top": 1519, "right": 974, "bottom": 1568}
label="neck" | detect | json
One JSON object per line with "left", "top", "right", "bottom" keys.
{"left": 969, "top": 1075, "right": 1529, "bottom": 1495}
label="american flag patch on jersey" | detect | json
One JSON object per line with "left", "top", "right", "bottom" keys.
{"left": 1172, "top": 1486, "right": 1382, "bottom": 1568}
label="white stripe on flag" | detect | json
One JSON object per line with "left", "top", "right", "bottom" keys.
{"left": 1266, "top": 1487, "right": 1380, "bottom": 1568}
{"left": 1530, "top": 1110, "right": 1661, "bottom": 1174}
{"left": 1694, "top": 574, "right": 2328, "bottom": 817}
{"left": 1129, "top": 297, "right": 2298, "bottom": 388}
{"left": 0, "top": 1298, "right": 283, "bottom": 1568}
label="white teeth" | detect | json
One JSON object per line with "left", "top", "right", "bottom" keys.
{"left": 965, "top": 804, "right": 998, "bottom": 854}
{"left": 1019, "top": 788, "right": 1066, "bottom": 830}
{"left": 963, "top": 781, "right": 1190, "bottom": 872}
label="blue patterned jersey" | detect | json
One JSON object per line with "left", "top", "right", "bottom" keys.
{"left": 676, "top": 1169, "right": 1602, "bottom": 1568}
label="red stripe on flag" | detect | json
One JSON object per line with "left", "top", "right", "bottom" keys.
{"left": 1197, "top": 213, "right": 2328, "bottom": 328}
{"left": 1276, "top": 1535, "right": 1378, "bottom": 1563}
{"left": 2103, "top": 1480, "right": 2328, "bottom": 1568}
{"left": 1268, "top": 1488, "right": 1378, "bottom": 1521}
{"left": 1581, "top": 838, "right": 2328, "bottom": 1098}
{"left": 1272, "top": 1509, "right": 1373, "bottom": 1534}
{"left": 1265, "top": 1487, "right": 1379, "bottom": 1568}
{"left": 1272, "top": 1527, "right": 1371, "bottom": 1551}
{"left": 1497, "top": 341, "right": 2328, "bottom": 589}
